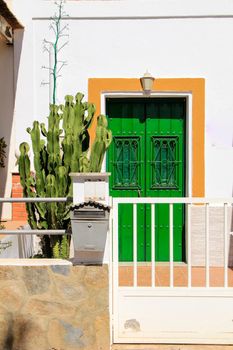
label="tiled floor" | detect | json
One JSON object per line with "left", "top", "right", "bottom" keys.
{"left": 119, "top": 264, "right": 233, "bottom": 287}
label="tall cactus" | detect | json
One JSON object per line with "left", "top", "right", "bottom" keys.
{"left": 18, "top": 93, "right": 112, "bottom": 258}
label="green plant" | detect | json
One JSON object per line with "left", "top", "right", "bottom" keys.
{"left": 18, "top": 93, "right": 112, "bottom": 258}
{"left": 42, "top": 0, "right": 68, "bottom": 104}
{"left": 89, "top": 115, "right": 113, "bottom": 172}
{"left": 52, "top": 235, "right": 69, "bottom": 259}
{"left": 0, "top": 137, "right": 7, "bottom": 168}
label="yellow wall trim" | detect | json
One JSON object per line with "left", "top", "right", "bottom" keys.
{"left": 88, "top": 78, "right": 205, "bottom": 197}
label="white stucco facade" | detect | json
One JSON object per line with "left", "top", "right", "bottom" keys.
{"left": 1, "top": 0, "right": 233, "bottom": 219}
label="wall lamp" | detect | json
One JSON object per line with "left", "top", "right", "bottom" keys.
{"left": 140, "top": 71, "right": 154, "bottom": 94}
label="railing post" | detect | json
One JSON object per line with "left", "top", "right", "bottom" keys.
{"left": 187, "top": 203, "right": 192, "bottom": 288}
{"left": 109, "top": 197, "right": 113, "bottom": 345}
{"left": 205, "top": 203, "right": 210, "bottom": 288}
{"left": 151, "top": 204, "right": 155, "bottom": 287}
{"left": 113, "top": 199, "right": 119, "bottom": 290}
{"left": 224, "top": 203, "right": 228, "bottom": 288}
{"left": 133, "top": 203, "right": 137, "bottom": 287}
{"left": 169, "top": 203, "right": 174, "bottom": 288}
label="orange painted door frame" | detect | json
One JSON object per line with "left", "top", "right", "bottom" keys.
{"left": 88, "top": 78, "right": 205, "bottom": 197}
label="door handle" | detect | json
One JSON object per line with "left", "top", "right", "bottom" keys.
{"left": 137, "top": 189, "right": 141, "bottom": 197}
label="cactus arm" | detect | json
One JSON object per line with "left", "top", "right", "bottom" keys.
{"left": 89, "top": 115, "right": 112, "bottom": 172}
{"left": 85, "top": 103, "right": 96, "bottom": 128}
{"left": 40, "top": 123, "right": 47, "bottom": 137}
{"left": 79, "top": 154, "right": 90, "bottom": 173}
{"left": 18, "top": 142, "right": 38, "bottom": 229}
{"left": 45, "top": 174, "right": 58, "bottom": 229}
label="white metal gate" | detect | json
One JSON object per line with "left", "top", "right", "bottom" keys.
{"left": 111, "top": 197, "right": 233, "bottom": 344}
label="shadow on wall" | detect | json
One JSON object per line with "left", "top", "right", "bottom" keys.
{"left": 2, "top": 314, "right": 30, "bottom": 350}
{"left": 0, "top": 29, "right": 24, "bottom": 219}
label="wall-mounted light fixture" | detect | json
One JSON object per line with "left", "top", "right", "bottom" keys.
{"left": 140, "top": 71, "right": 154, "bottom": 94}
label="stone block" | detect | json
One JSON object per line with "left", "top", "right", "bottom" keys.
{"left": 0, "top": 266, "right": 22, "bottom": 280}
{"left": 0, "top": 281, "right": 26, "bottom": 312}
{"left": 23, "top": 266, "right": 51, "bottom": 295}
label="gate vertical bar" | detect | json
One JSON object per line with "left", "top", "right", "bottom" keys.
{"left": 188, "top": 203, "right": 192, "bottom": 288}
{"left": 109, "top": 197, "right": 113, "bottom": 345}
{"left": 112, "top": 199, "right": 119, "bottom": 341}
{"left": 224, "top": 203, "right": 228, "bottom": 288}
{"left": 151, "top": 204, "right": 155, "bottom": 287}
{"left": 169, "top": 203, "right": 174, "bottom": 288}
{"left": 133, "top": 203, "right": 137, "bottom": 287}
{"left": 205, "top": 203, "right": 210, "bottom": 288}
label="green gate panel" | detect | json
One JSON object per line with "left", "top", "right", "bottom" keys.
{"left": 107, "top": 98, "right": 186, "bottom": 262}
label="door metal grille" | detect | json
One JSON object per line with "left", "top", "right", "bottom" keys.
{"left": 112, "top": 136, "right": 141, "bottom": 189}
{"left": 150, "top": 136, "right": 180, "bottom": 189}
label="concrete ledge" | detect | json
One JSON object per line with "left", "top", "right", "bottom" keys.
{"left": 0, "top": 258, "right": 73, "bottom": 266}
{"left": 112, "top": 345, "right": 233, "bottom": 350}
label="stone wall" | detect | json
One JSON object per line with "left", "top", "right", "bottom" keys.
{"left": 0, "top": 263, "right": 109, "bottom": 350}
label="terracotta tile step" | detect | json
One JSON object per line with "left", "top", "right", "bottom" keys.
{"left": 118, "top": 264, "right": 233, "bottom": 287}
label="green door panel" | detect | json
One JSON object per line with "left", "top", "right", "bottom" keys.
{"left": 145, "top": 99, "right": 185, "bottom": 261}
{"left": 107, "top": 99, "right": 146, "bottom": 261}
{"left": 107, "top": 98, "right": 186, "bottom": 262}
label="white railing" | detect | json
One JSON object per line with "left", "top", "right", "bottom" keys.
{"left": 112, "top": 197, "right": 233, "bottom": 289}
{"left": 0, "top": 197, "right": 71, "bottom": 236}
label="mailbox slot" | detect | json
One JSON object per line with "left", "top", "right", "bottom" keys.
{"left": 73, "top": 209, "right": 106, "bottom": 219}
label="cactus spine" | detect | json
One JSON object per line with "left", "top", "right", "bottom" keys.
{"left": 18, "top": 93, "right": 112, "bottom": 258}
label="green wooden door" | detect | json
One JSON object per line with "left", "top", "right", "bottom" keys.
{"left": 107, "top": 98, "right": 186, "bottom": 262}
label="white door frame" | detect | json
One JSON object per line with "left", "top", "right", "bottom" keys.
{"left": 101, "top": 91, "right": 193, "bottom": 197}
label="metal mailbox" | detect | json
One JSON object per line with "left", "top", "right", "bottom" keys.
{"left": 70, "top": 201, "right": 110, "bottom": 264}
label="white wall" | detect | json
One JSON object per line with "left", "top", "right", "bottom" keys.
{"left": 0, "top": 234, "right": 34, "bottom": 258}
{"left": 0, "top": 39, "right": 14, "bottom": 219}
{"left": 10, "top": 0, "right": 233, "bottom": 198}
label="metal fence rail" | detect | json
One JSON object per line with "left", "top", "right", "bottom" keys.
{"left": 0, "top": 230, "right": 68, "bottom": 235}
{"left": 0, "top": 197, "right": 68, "bottom": 203}
{"left": 0, "top": 197, "right": 71, "bottom": 236}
